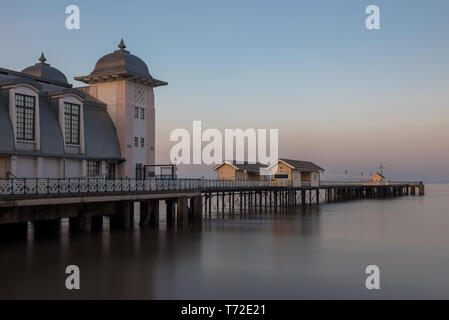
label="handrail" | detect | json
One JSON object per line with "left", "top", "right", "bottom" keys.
{"left": 0, "top": 177, "right": 292, "bottom": 196}
{"left": 0, "top": 177, "right": 423, "bottom": 196}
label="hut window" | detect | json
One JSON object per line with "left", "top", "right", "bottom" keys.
{"left": 64, "top": 102, "right": 80, "bottom": 145}
{"left": 15, "top": 93, "right": 35, "bottom": 141}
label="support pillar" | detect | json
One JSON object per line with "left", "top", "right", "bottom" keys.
{"left": 140, "top": 200, "right": 159, "bottom": 227}
{"left": 110, "top": 201, "right": 133, "bottom": 228}
{"left": 419, "top": 184, "right": 425, "bottom": 196}
{"left": 0, "top": 222, "right": 28, "bottom": 238}
{"left": 191, "top": 196, "right": 203, "bottom": 223}
{"left": 176, "top": 197, "right": 189, "bottom": 226}
{"left": 34, "top": 219, "right": 61, "bottom": 235}
{"left": 165, "top": 199, "right": 175, "bottom": 226}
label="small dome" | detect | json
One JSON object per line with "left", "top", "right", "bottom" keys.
{"left": 90, "top": 39, "right": 152, "bottom": 78}
{"left": 22, "top": 53, "right": 68, "bottom": 84}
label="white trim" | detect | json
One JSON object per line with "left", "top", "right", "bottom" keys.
{"left": 212, "top": 160, "right": 239, "bottom": 171}
{"left": 2, "top": 83, "right": 40, "bottom": 94}
{"left": 50, "top": 93, "right": 84, "bottom": 102}
{"left": 267, "top": 159, "right": 295, "bottom": 170}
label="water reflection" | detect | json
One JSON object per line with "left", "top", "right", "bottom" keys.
{"left": 1, "top": 185, "right": 449, "bottom": 299}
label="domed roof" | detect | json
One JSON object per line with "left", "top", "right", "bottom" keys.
{"left": 90, "top": 39, "right": 152, "bottom": 78}
{"left": 75, "top": 39, "right": 167, "bottom": 87}
{"left": 21, "top": 53, "right": 68, "bottom": 84}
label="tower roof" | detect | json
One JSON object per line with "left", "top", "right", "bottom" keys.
{"left": 75, "top": 39, "right": 167, "bottom": 86}
{"left": 21, "top": 53, "right": 69, "bottom": 85}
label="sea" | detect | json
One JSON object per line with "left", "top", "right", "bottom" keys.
{"left": 1, "top": 184, "right": 448, "bottom": 299}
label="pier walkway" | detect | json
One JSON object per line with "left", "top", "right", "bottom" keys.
{"left": 0, "top": 178, "right": 424, "bottom": 234}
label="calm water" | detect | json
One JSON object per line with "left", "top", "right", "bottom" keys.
{"left": 1, "top": 184, "right": 449, "bottom": 299}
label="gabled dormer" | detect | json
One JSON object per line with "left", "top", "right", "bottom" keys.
{"left": 48, "top": 90, "right": 85, "bottom": 154}
{"left": 0, "top": 78, "right": 42, "bottom": 151}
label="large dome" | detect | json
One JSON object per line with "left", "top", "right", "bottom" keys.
{"left": 22, "top": 53, "right": 68, "bottom": 84}
{"left": 90, "top": 39, "right": 152, "bottom": 78}
{"left": 75, "top": 39, "right": 167, "bottom": 87}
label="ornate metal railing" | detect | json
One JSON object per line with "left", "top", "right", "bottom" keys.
{"left": 0, "top": 178, "right": 292, "bottom": 196}
{"left": 0, "top": 178, "right": 421, "bottom": 196}
{"left": 320, "top": 180, "right": 423, "bottom": 186}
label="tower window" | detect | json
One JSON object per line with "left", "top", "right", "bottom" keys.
{"left": 15, "top": 94, "right": 35, "bottom": 141}
{"left": 134, "top": 137, "right": 138, "bottom": 147}
{"left": 64, "top": 102, "right": 80, "bottom": 145}
{"left": 140, "top": 108, "right": 145, "bottom": 119}
{"left": 140, "top": 137, "right": 145, "bottom": 148}
{"left": 134, "top": 107, "right": 139, "bottom": 119}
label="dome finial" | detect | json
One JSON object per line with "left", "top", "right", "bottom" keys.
{"left": 118, "top": 39, "right": 126, "bottom": 51}
{"left": 39, "top": 52, "right": 47, "bottom": 63}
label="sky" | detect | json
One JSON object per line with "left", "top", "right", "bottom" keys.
{"left": 1, "top": 0, "right": 448, "bottom": 181}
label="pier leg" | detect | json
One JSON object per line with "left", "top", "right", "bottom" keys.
{"left": 139, "top": 200, "right": 159, "bottom": 227}
{"left": 209, "top": 193, "right": 212, "bottom": 217}
{"left": 222, "top": 192, "right": 225, "bottom": 214}
{"left": 0, "top": 222, "right": 28, "bottom": 238}
{"left": 139, "top": 201, "right": 150, "bottom": 226}
{"left": 34, "top": 219, "right": 61, "bottom": 234}
{"left": 165, "top": 200, "right": 175, "bottom": 226}
{"left": 91, "top": 216, "right": 103, "bottom": 231}
{"left": 150, "top": 200, "right": 160, "bottom": 226}
{"left": 217, "top": 193, "right": 220, "bottom": 213}
{"left": 176, "top": 197, "right": 189, "bottom": 226}
{"left": 419, "top": 184, "right": 425, "bottom": 196}
{"left": 191, "top": 196, "right": 203, "bottom": 223}
{"left": 240, "top": 192, "right": 243, "bottom": 212}
{"left": 110, "top": 201, "right": 133, "bottom": 229}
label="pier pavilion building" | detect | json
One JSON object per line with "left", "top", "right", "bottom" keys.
{"left": 268, "top": 159, "right": 324, "bottom": 187}
{"left": 213, "top": 159, "right": 324, "bottom": 186}
{"left": 0, "top": 40, "right": 166, "bottom": 179}
{"left": 212, "top": 161, "right": 269, "bottom": 181}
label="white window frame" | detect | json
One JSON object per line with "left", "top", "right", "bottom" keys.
{"left": 8, "top": 85, "right": 40, "bottom": 150}
{"left": 54, "top": 95, "right": 85, "bottom": 153}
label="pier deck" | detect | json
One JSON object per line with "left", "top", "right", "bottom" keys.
{"left": 0, "top": 178, "right": 424, "bottom": 233}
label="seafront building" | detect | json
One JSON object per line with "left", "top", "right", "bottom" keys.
{"left": 212, "top": 161, "right": 269, "bottom": 181}
{"left": 370, "top": 172, "right": 385, "bottom": 182}
{"left": 0, "top": 40, "right": 166, "bottom": 179}
{"left": 268, "top": 159, "right": 324, "bottom": 186}
{"left": 213, "top": 158, "right": 324, "bottom": 186}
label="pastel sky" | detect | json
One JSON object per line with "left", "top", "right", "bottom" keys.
{"left": 1, "top": 0, "right": 448, "bottom": 181}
